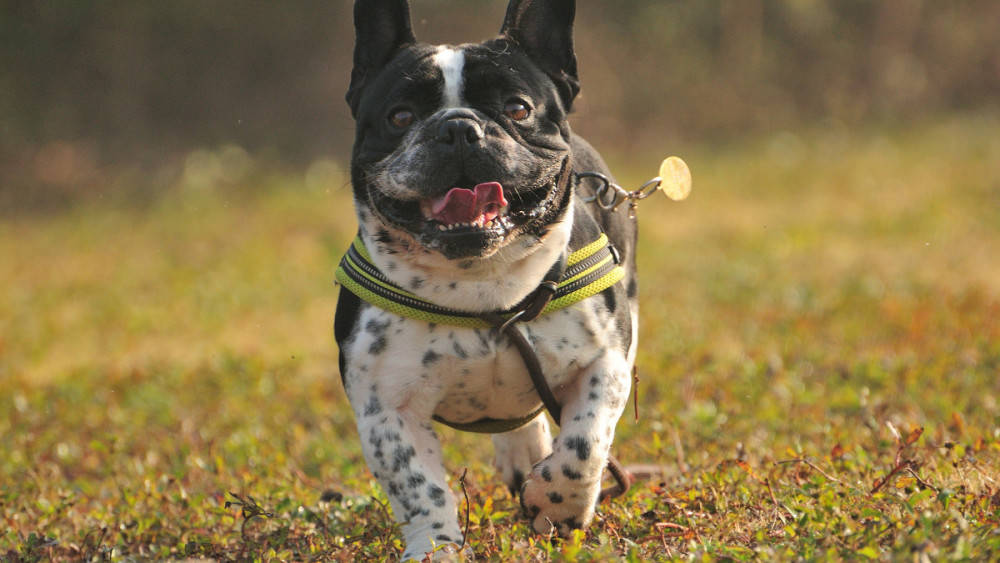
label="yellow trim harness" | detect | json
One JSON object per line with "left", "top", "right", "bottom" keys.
{"left": 335, "top": 233, "right": 625, "bottom": 433}
{"left": 335, "top": 233, "right": 624, "bottom": 329}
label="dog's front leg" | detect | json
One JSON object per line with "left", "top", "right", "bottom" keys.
{"left": 349, "top": 383, "right": 464, "bottom": 560}
{"left": 492, "top": 412, "right": 553, "bottom": 493}
{"left": 519, "top": 355, "right": 631, "bottom": 536}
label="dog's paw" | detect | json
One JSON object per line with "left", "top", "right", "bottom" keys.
{"left": 403, "top": 542, "right": 474, "bottom": 562}
{"left": 518, "top": 462, "right": 598, "bottom": 537}
{"left": 492, "top": 415, "right": 552, "bottom": 494}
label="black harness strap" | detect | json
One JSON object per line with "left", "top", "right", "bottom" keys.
{"left": 339, "top": 232, "right": 634, "bottom": 498}
{"left": 479, "top": 302, "right": 634, "bottom": 501}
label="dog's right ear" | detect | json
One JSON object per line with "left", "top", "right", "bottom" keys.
{"left": 500, "top": 0, "right": 579, "bottom": 110}
{"left": 346, "top": 0, "right": 417, "bottom": 118}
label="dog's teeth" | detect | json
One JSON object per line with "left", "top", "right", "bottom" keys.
{"left": 438, "top": 224, "right": 447, "bottom": 231}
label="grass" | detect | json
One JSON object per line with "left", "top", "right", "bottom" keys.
{"left": 2, "top": 112, "right": 999, "bottom": 561}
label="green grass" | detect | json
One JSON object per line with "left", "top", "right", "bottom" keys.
{"left": 2, "top": 112, "right": 999, "bottom": 561}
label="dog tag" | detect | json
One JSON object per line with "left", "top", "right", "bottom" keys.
{"left": 659, "top": 156, "right": 692, "bottom": 201}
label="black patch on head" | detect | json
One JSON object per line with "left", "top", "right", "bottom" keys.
{"left": 432, "top": 522, "right": 445, "bottom": 530}
{"left": 547, "top": 491, "right": 564, "bottom": 504}
{"left": 588, "top": 391, "right": 600, "bottom": 401}
{"left": 346, "top": 0, "right": 417, "bottom": 116}
{"left": 422, "top": 350, "right": 441, "bottom": 366}
{"left": 563, "top": 436, "right": 591, "bottom": 461}
{"left": 498, "top": 0, "right": 580, "bottom": 109}
{"left": 410, "top": 276, "right": 425, "bottom": 289}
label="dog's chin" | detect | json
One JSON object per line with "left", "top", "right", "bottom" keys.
{"left": 369, "top": 177, "right": 562, "bottom": 260}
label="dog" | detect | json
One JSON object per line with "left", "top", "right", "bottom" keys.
{"left": 334, "top": 0, "right": 637, "bottom": 559}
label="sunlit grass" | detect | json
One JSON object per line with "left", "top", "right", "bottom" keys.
{"left": 2, "top": 112, "right": 999, "bottom": 560}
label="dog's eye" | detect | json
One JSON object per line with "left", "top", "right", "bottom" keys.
{"left": 389, "top": 109, "right": 414, "bottom": 129}
{"left": 503, "top": 101, "right": 531, "bottom": 121}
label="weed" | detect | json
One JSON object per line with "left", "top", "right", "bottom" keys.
{"left": 2, "top": 114, "right": 999, "bottom": 560}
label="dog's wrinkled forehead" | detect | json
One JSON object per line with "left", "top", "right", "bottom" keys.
{"left": 354, "top": 40, "right": 559, "bottom": 125}
{"left": 347, "top": 0, "right": 580, "bottom": 121}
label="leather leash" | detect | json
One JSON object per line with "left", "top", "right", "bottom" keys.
{"left": 479, "top": 275, "right": 634, "bottom": 502}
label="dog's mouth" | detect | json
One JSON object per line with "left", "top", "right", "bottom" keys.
{"left": 373, "top": 178, "right": 559, "bottom": 248}
{"left": 420, "top": 182, "right": 509, "bottom": 231}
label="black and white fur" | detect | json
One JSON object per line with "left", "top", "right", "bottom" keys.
{"left": 335, "top": 0, "right": 638, "bottom": 559}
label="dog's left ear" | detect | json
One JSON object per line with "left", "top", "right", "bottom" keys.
{"left": 499, "top": 0, "right": 580, "bottom": 110}
{"left": 346, "top": 0, "right": 417, "bottom": 118}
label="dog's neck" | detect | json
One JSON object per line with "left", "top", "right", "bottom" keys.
{"left": 357, "top": 199, "right": 574, "bottom": 313}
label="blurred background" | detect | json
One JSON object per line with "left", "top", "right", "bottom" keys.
{"left": 3, "top": 3, "right": 1000, "bottom": 557}
{"left": 3, "top": 0, "right": 999, "bottom": 210}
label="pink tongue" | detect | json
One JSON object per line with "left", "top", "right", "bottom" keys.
{"left": 426, "top": 182, "right": 507, "bottom": 226}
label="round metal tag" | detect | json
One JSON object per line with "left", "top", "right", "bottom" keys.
{"left": 659, "top": 156, "right": 692, "bottom": 201}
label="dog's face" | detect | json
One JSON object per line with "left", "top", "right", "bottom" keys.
{"left": 347, "top": 0, "right": 580, "bottom": 260}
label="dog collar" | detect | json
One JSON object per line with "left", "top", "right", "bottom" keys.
{"left": 335, "top": 233, "right": 624, "bottom": 329}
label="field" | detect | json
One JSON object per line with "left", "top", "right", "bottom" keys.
{"left": 2, "top": 113, "right": 999, "bottom": 561}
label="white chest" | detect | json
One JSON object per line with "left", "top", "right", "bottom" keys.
{"left": 343, "top": 299, "right": 622, "bottom": 426}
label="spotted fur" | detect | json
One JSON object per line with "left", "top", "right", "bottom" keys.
{"left": 338, "top": 1, "right": 638, "bottom": 559}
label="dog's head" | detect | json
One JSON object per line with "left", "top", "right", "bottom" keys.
{"left": 346, "top": 0, "right": 579, "bottom": 261}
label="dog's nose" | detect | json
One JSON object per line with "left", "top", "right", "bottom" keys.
{"left": 435, "top": 117, "right": 484, "bottom": 151}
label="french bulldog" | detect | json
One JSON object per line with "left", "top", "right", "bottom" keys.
{"left": 334, "top": 0, "right": 637, "bottom": 558}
